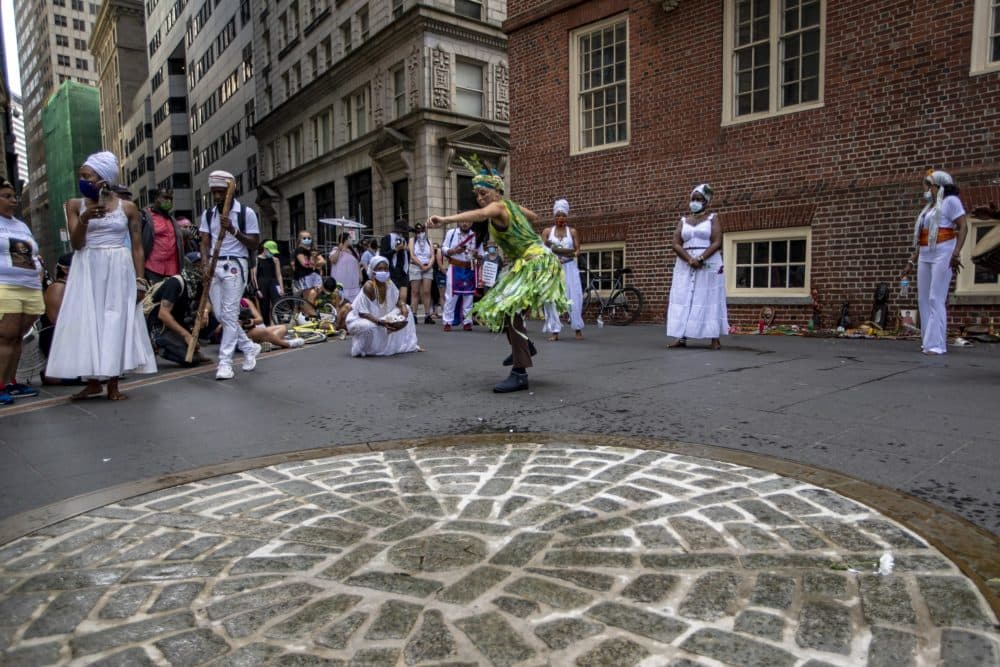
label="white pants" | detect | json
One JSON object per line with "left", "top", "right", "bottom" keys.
{"left": 543, "top": 259, "right": 585, "bottom": 334}
{"left": 443, "top": 270, "right": 474, "bottom": 325}
{"left": 209, "top": 258, "right": 254, "bottom": 365}
{"left": 917, "top": 239, "right": 955, "bottom": 354}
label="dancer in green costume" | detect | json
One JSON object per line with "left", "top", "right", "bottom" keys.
{"left": 428, "top": 162, "right": 568, "bottom": 393}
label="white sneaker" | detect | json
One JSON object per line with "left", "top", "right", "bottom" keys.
{"left": 295, "top": 312, "right": 307, "bottom": 326}
{"left": 242, "top": 342, "right": 262, "bottom": 371}
{"left": 215, "top": 364, "right": 234, "bottom": 380}
{"left": 287, "top": 337, "right": 305, "bottom": 348}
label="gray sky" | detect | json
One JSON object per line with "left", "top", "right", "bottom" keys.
{"left": 3, "top": 0, "right": 20, "bottom": 96}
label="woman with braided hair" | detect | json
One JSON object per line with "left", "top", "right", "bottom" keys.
{"left": 428, "top": 159, "right": 569, "bottom": 393}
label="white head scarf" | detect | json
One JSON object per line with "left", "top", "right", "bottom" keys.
{"left": 553, "top": 199, "right": 570, "bottom": 217}
{"left": 209, "top": 170, "right": 234, "bottom": 189}
{"left": 83, "top": 151, "right": 119, "bottom": 185}
{"left": 369, "top": 254, "right": 390, "bottom": 274}
{"left": 691, "top": 184, "right": 713, "bottom": 203}
{"left": 913, "top": 170, "right": 954, "bottom": 251}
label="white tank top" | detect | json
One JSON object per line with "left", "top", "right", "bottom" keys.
{"left": 547, "top": 226, "right": 575, "bottom": 250}
{"left": 78, "top": 198, "right": 130, "bottom": 247}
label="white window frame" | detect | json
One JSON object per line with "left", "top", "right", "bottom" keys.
{"left": 724, "top": 227, "right": 812, "bottom": 297}
{"left": 971, "top": 0, "right": 1000, "bottom": 75}
{"left": 956, "top": 216, "right": 1000, "bottom": 295}
{"left": 344, "top": 86, "right": 370, "bottom": 141}
{"left": 578, "top": 242, "right": 627, "bottom": 297}
{"left": 455, "top": 60, "right": 484, "bottom": 117}
{"left": 392, "top": 65, "right": 406, "bottom": 118}
{"left": 311, "top": 109, "right": 333, "bottom": 157}
{"left": 285, "top": 127, "right": 302, "bottom": 170}
{"left": 722, "top": 0, "right": 826, "bottom": 126}
{"left": 568, "top": 13, "right": 630, "bottom": 156}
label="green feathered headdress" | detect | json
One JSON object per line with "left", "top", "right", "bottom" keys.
{"left": 460, "top": 154, "right": 505, "bottom": 194}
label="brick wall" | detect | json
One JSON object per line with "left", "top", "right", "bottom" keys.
{"left": 505, "top": 0, "right": 1000, "bottom": 330}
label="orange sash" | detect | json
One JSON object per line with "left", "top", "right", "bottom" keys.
{"left": 918, "top": 227, "right": 956, "bottom": 246}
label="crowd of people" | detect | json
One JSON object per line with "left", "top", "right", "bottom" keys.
{"left": 0, "top": 148, "right": 973, "bottom": 405}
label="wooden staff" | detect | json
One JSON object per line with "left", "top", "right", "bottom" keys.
{"left": 186, "top": 179, "right": 236, "bottom": 362}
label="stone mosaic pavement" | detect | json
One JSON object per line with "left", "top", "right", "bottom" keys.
{"left": 0, "top": 443, "right": 997, "bottom": 667}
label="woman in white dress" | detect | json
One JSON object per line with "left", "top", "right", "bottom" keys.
{"left": 542, "top": 198, "right": 584, "bottom": 340}
{"left": 328, "top": 232, "right": 362, "bottom": 302}
{"left": 666, "top": 184, "right": 728, "bottom": 350}
{"left": 346, "top": 255, "right": 421, "bottom": 357}
{"left": 47, "top": 151, "right": 156, "bottom": 399}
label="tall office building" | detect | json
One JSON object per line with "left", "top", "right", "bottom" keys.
{"left": 14, "top": 0, "right": 100, "bottom": 249}
{"left": 10, "top": 96, "right": 28, "bottom": 189}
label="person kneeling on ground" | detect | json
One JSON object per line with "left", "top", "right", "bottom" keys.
{"left": 239, "top": 296, "right": 304, "bottom": 350}
{"left": 147, "top": 262, "right": 211, "bottom": 366}
{"left": 345, "top": 256, "right": 421, "bottom": 357}
{"left": 315, "top": 277, "right": 352, "bottom": 333}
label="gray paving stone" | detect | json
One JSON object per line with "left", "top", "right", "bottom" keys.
{"left": 274, "top": 653, "right": 345, "bottom": 665}
{"left": 99, "top": 583, "right": 155, "bottom": 619}
{"left": 750, "top": 573, "right": 796, "bottom": 609}
{"left": 762, "top": 493, "right": 823, "bottom": 515}
{"left": 204, "top": 519, "right": 286, "bottom": 542}
{"left": 740, "top": 554, "right": 835, "bottom": 569}
{"left": 459, "top": 498, "right": 494, "bottom": 519}
{"left": 88, "top": 647, "right": 157, "bottom": 666}
{"left": 542, "top": 549, "right": 633, "bottom": 568}
{"left": 560, "top": 516, "right": 634, "bottom": 538}
{"left": 939, "top": 629, "right": 1000, "bottom": 667}
{"left": 586, "top": 601, "right": 688, "bottom": 642}
{"left": 680, "top": 571, "right": 743, "bottom": 620}
{"left": 734, "top": 610, "right": 785, "bottom": 641}
{"left": 284, "top": 526, "right": 364, "bottom": 547}
{"left": 304, "top": 494, "right": 357, "bottom": 513}
{"left": 0, "top": 592, "right": 48, "bottom": 625}
{"left": 477, "top": 478, "right": 513, "bottom": 496}
{"left": 628, "top": 501, "right": 697, "bottom": 522}
{"left": 320, "top": 543, "right": 386, "bottom": 580}
{"left": 575, "top": 637, "right": 650, "bottom": 667}
{"left": 726, "top": 523, "right": 781, "bottom": 550}
{"left": 86, "top": 506, "right": 147, "bottom": 521}
{"left": 210, "top": 538, "right": 267, "bottom": 558}
{"left": 629, "top": 476, "right": 690, "bottom": 497}
{"left": 71, "top": 611, "right": 195, "bottom": 656}
{"left": 736, "top": 499, "right": 797, "bottom": 526}
{"left": 804, "top": 518, "right": 881, "bottom": 551}
{"left": 148, "top": 581, "right": 203, "bottom": 613}
{"left": 858, "top": 575, "right": 917, "bottom": 624}
{"left": 455, "top": 611, "right": 535, "bottom": 667}
{"left": 364, "top": 599, "right": 423, "bottom": 640}
{"left": 212, "top": 575, "right": 286, "bottom": 596}
{"left": 633, "top": 524, "right": 681, "bottom": 548}
{"left": 557, "top": 534, "right": 633, "bottom": 549}
{"left": 803, "top": 571, "right": 848, "bottom": 599}
{"left": 401, "top": 494, "right": 445, "bottom": 516}
{"left": 164, "top": 535, "right": 226, "bottom": 560}
{"left": 388, "top": 534, "right": 488, "bottom": 572}
{"left": 682, "top": 628, "right": 797, "bottom": 667}
{"left": 553, "top": 481, "right": 611, "bottom": 503}
{"left": 534, "top": 617, "right": 605, "bottom": 649}
{"left": 892, "top": 554, "right": 953, "bottom": 571}
{"left": 46, "top": 521, "right": 125, "bottom": 552}
{"left": 796, "top": 600, "right": 852, "bottom": 655}
{"left": 699, "top": 506, "right": 744, "bottom": 522}
{"left": 155, "top": 628, "right": 229, "bottom": 666}
{"left": 374, "top": 517, "right": 437, "bottom": 542}
{"left": 206, "top": 582, "right": 322, "bottom": 620}
{"left": 798, "top": 489, "right": 868, "bottom": 514}
{"left": 125, "top": 560, "right": 228, "bottom": 582}
{"left": 690, "top": 486, "right": 756, "bottom": 506}
{"left": 17, "top": 567, "right": 130, "bottom": 591}
{"left": 917, "top": 576, "right": 993, "bottom": 628}
{"left": 489, "top": 532, "right": 551, "bottom": 567}
{"left": 341, "top": 507, "right": 401, "bottom": 527}
{"left": 348, "top": 648, "right": 400, "bottom": 666}
{"left": 224, "top": 597, "right": 313, "bottom": 639}
{"left": 23, "top": 588, "right": 103, "bottom": 638}
{"left": 668, "top": 517, "right": 728, "bottom": 550}
{"left": 264, "top": 594, "right": 362, "bottom": 639}
{"left": 230, "top": 556, "right": 324, "bottom": 575}
{"left": 775, "top": 527, "right": 829, "bottom": 550}
{"left": 438, "top": 566, "right": 511, "bottom": 603}
{"left": 491, "top": 595, "right": 540, "bottom": 618}
{"left": 867, "top": 626, "right": 918, "bottom": 667}
{"left": 526, "top": 567, "right": 615, "bottom": 591}
{"left": 621, "top": 574, "right": 679, "bottom": 602}
{"left": 2, "top": 641, "right": 64, "bottom": 667}
{"left": 205, "top": 642, "right": 284, "bottom": 666}
{"left": 504, "top": 576, "right": 593, "bottom": 609}
{"left": 404, "top": 609, "right": 456, "bottom": 664}
{"left": 583, "top": 497, "right": 626, "bottom": 513}
{"left": 344, "top": 572, "right": 443, "bottom": 598}
{"left": 508, "top": 502, "right": 564, "bottom": 526}
{"left": 441, "top": 520, "right": 511, "bottom": 535}
{"left": 137, "top": 512, "right": 212, "bottom": 530}
{"left": 641, "top": 553, "right": 739, "bottom": 569}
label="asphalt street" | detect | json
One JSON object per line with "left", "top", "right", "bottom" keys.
{"left": 1, "top": 324, "right": 997, "bottom": 536}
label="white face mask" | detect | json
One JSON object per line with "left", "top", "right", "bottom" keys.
{"left": 689, "top": 201, "right": 705, "bottom": 214}
{"left": 374, "top": 270, "right": 390, "bottom": 283}
{"left": 923, "top": 190, "right": 933, "bottom": 202}
{"left": 301, "top": 238, "right": 312, "bottom": 247}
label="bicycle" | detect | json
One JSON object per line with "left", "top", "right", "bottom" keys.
{"left": 271, "top": 294, "right": 337, "bottom": 326}
{"left": 578, "top": 267, "right": 645, "bottom": 325}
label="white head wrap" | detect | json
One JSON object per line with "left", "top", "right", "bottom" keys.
{"left": 369, "top": 254, "right": 390, "bottom": 274}
{"left": 83, "top": 151, "right": 119, "bottom": 185}
{"left": 913, "top": 170, "right": 954, "bottom": 251}
{"left": 553, "top": 198, "right": 570, "bottom": 217}
{"left": 209, "top": 170, "right": 234, "bottom": 189}
{"left": 691, "top": 184, "right": 714, "bottom": 203}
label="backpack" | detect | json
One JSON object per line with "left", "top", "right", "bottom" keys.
{"left": 142, "top": 274, "right": 184, "bottom": 317}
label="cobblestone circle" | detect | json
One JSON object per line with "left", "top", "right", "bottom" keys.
{"left": 1, "top": 443, "right": 997, "bottom": 666}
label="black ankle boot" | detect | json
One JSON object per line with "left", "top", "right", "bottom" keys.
{"left": 502, "top": 340, "right": 538, "bottom": 366}
{"left": 493, "top": 370, "right": 529, "bottom": 393}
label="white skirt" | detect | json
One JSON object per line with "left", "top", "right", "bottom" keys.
{"left": 46, "top": 246, "right": 157, "bottom": 379}
{"left": 666, "top": 254, "right": 729, "bottom": 339}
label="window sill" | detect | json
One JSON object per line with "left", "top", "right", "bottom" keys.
{"left": 950, "top": 293, "right": 1000, "bottom": 305}
{"left": 277, "top": 36, "right": 300, "bottom": 61}
{"left": 304, "top": 8, "right": 331, "bottom": 37}
{"left": 726, "top": 296, "right": 812, "bottom": 305}
{"left": 721, "top": 100, "right": 824, "bottom": 128}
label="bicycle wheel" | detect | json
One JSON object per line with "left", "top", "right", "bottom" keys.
{"left": 289, "top": 330, "right": 327, "bottom": 345}
{"left": 606, "top": 287, "right": 644, "bottom": 325}
{"left": 271, "top": 296, "right": 310, "bottom": 325}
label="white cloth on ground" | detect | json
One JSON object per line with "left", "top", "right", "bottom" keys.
{"left": 46, "top": 201, "right": 157, "bottom": 379}
{"left": 666, "top": 214, "right": 729, "bottom": 339}
{"left": 346, "top": 280, "right": 420, "bottom": 357}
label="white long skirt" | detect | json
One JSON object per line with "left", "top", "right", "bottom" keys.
{"left": 666, "top": 254, "right": 729, "bottom": 339}
{"left": 46, "top": 246, "right": 157, "bottom": 379}
{"left": 346, "top": 309, "right": 420, "bottom": 357}
{"left": 543, "top": 259, "right": 585, "bottom": 333}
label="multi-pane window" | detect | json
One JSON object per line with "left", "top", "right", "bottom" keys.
{"left": 357, "top": 6, "right": 369, "bottom": 41}
{"left": 392, "top": 0, "right": 404, "bottom": 19}
{"left": 455, "top": 61, "right": 483, "bottom": 117}
{"left": 57, "top": 54, "right": 70, "bottom": 66}
{"left": 315, "top": 182, "right": 336, "bottom": 247}
{"left": 288, "top": 194, "right": 306, "bottom": 239}
{"left": 54, "top": 14, "right": 67, "bottom": 26}
{"left": 55, "top": 34, "right": 69, "bottom": 46}
{"left": 340, "top": 20, "right": 352, "bottom": 54}
{"left": 393, "top": 66, "right": 406, "bottom": 118}
{"left": 726, "top": 0, "right": 823, "bottom": 121}
{"left": 578, "top": 245, "right": 625, "bottom": 292}
{"left": 247, "top": 155, "right": 258, "bottom": 191}
{"left": 571, "top": 16, "right": 628, "bottom": 153}
{"left": 971, "top": 0, "right": 1000, "bottom": 74}
{"left": 344, "top": 87, "right": 368, "bottom": 140}
{"left": 455, "top": 0, "right": 481, "bottom": 20}
{"left": 285, "top": 127, "right": 303, "bottom": 170}
{"left": 724, "top": 228, "right": 811, "bottom": 295}
{"left": 956, "top": 218, "right": 1000, "bottom": 294}
{"left": 312, "top": 109, "right": 333, "bottom": 156}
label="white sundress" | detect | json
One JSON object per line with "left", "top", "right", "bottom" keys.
{"left": 46, "top": 200, "right": 157, "bottom": 379}
{"left": 666, "top": 214, "right": 729, "bottom": 340}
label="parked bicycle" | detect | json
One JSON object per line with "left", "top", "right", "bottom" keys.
{"left": 577, "top": 267, "right": 645, "bottom": 325}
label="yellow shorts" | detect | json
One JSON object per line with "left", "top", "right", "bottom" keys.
{"left": 0, "top": 284, "right": 44, "bottom": 316}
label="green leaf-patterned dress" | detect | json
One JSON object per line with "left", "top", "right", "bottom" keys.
{"left": 471, "top": 199, "right": 570, "bottom": 332}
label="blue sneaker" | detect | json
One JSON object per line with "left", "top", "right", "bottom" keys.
{"left": 5, "top": 383, "right": 39, "bottom": 397}
{"left": 0, "top": 391, "right": 13, "bottom": 405}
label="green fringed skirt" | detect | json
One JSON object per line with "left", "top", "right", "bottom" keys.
{"left": 472, "top": 245, "right": 570, "bottom": 332}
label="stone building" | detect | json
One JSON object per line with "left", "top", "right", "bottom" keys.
{"left": 252, "top": 0, "right": 510, "bottom": 249}
{"left": 504, "top": 0, "right": 1000, "bottom": 329}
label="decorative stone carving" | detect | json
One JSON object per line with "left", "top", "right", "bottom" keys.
{"left": 407, "top": 45, "right": 421, "bottom": 110}
{"left": 494, "top": 62, "right": 509, "bottom": 122}
{"left": 432, "top": 48, "right": 451, "bottom": 110}
{"left": 373, "top": 67, "right": 384, "bottom": 128}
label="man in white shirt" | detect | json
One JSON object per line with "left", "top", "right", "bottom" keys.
{"left": 441, "top": 221, "right": 477, "bottom": 331}
{"left": 199, "top": 171, "right": 262, "bottom": 380}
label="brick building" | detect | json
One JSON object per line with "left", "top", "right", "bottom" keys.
{"left": 503, "top": 0, "right": 1000, "bottom": 331}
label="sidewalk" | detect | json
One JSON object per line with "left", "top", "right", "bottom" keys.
{"left": 1, "top": 440, "right": 996, "bottom": 666}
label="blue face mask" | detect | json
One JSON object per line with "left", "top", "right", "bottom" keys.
{"left": 79, "top": 179, "right": 102, "bottom": 201}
